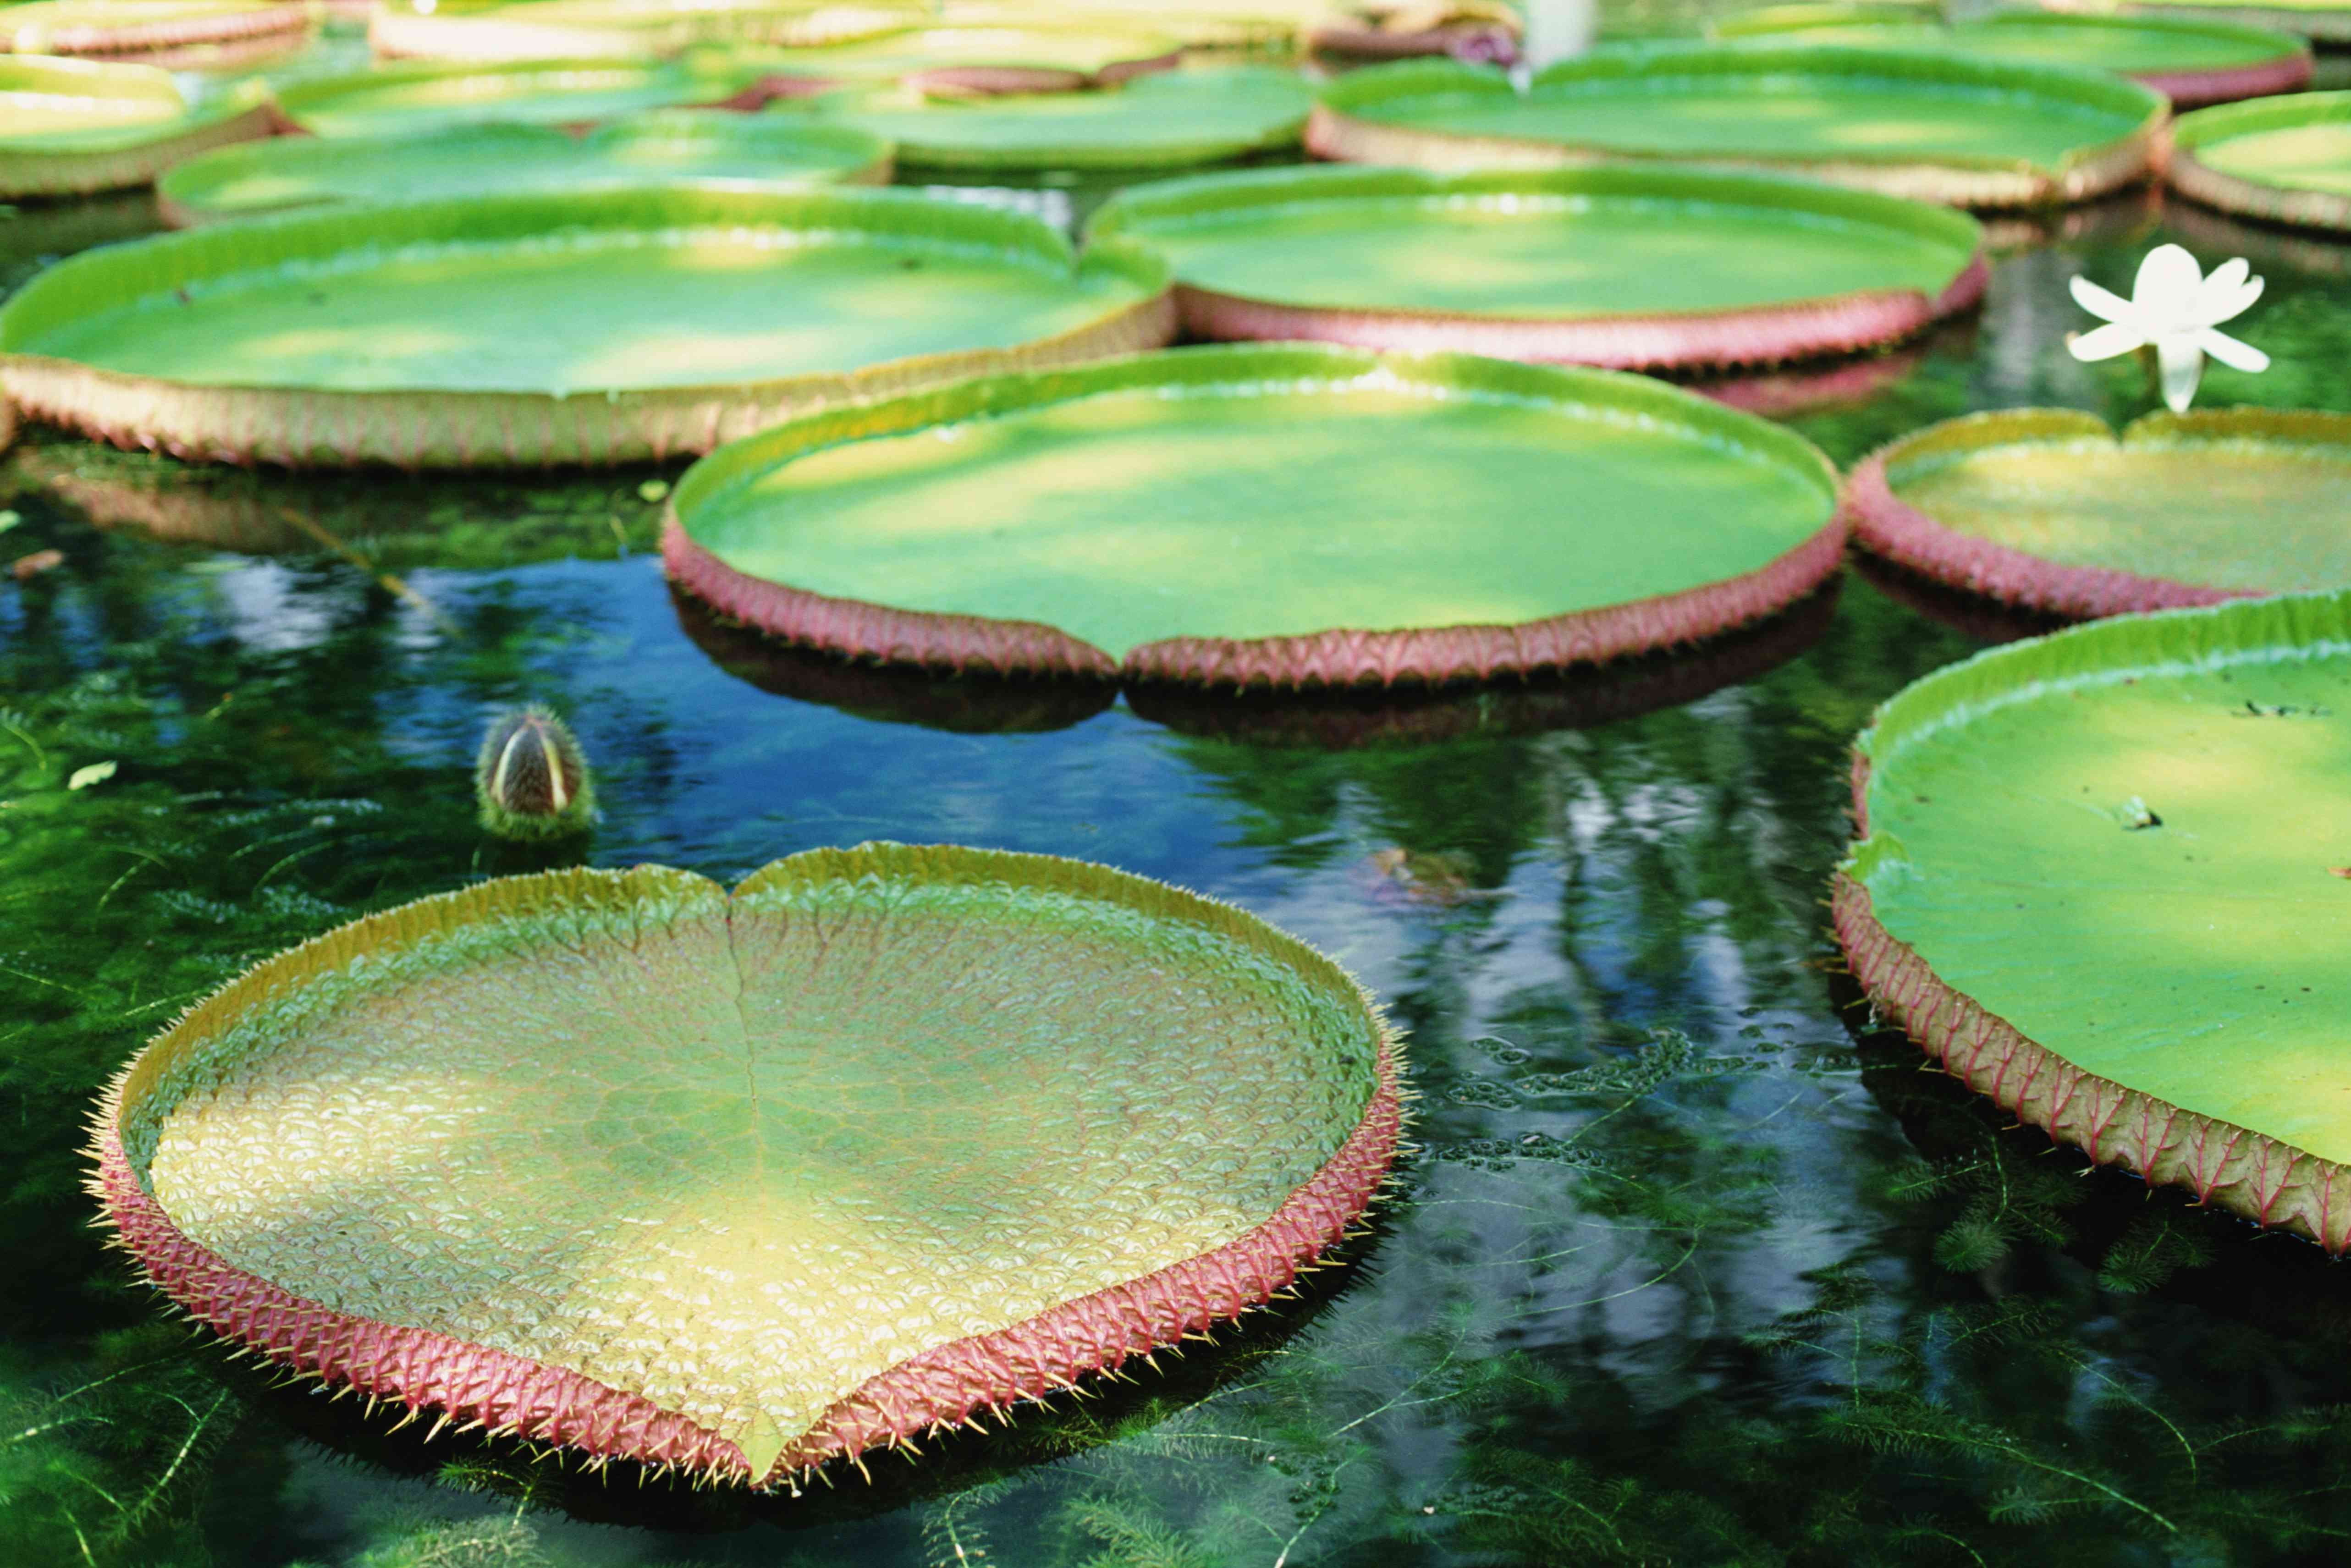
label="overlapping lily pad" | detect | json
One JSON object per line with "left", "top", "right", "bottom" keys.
{"left": 158, "top": 113, "right": 890, "bottom": 224}
{"left": 2055, "top": 0, "right": 2351, "bottom": 46}
{"left": 1716, "top": 7, "right": 2312, "bottom": 108}
{"left": 661, "top": 343, "right": 1844, "bottom": 688}
{"left": 1309, "top": 43, "right": 2168, "bottom": 208}
{"left": 0, "top": 0, "right": 310, "bottom": 53}
{"left": 743, "top": 21, "right": 1186, "bottom": 95}
{"left": 1845, "top": 407, "right": 2351, "bottom": 617}
{"left": 1088, "top": 163, "right": 1985, "bottom": 371}
{"left": 91, "top": 843, "right": 1406, "bottom": 1485}
{"left": 800, "top": 64, "right": 1313, "bottom": 171}
{"left": 1835, "top": 590, "right": 2351, "bottom": 1250}
{"left": 0, "top": 186, "right": 1173, "bottom": 467}
{"left": 0, "top": 54, "right": 270, "bottom": 196}
{"left": 2170, "top": 91, "right": 2351, "bottom": 233}
{"left": 369, "top": 0, "right": 925, "bottom": 60}
{"left": 271, "top": 57, "right": 755, "bottom": 136}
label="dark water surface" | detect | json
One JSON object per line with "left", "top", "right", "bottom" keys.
{"left": 10, "top": 78, "right": 2351, "bottom": 1568}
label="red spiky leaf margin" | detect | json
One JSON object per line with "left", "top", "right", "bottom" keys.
{"left": 88, "top": 852, "right": 1408, "bottom": 1488}
{"left": 1835, "top": 753, "right": 2351, "bottom": 1254}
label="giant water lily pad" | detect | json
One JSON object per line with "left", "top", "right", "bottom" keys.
{"left": 0, "top": 0, "right": 309, "bottom": 52}
{"left": 369, "top": 0, "right": 925, "bottom": 60}
{"left": 1087, "top": 163, "right": 1985, "bottom": 371}
{"left": 0, "top": 54, "right": 270, "bottom": 196}
{"left": 1834, "top": 591, "right": 2351, "bottom": 1249}
{"left": 1716, "top": 7, "right": 2311, "bottom": 108}
{"left": 2069, "top": 0, "right": 2351, "bottom": 46}
{"left": 157, "top": 113, "right": 891, "bottom": 224}
{"left": 2170, "top": 91, "right": 2351, "bottom": 234}
{"left": 0, "top": 186, "right": 1172, "bottom": 467}
{"left": 1845, "top": 408, "right": 2351, "bottom": 618}
{"left": 745, "top": 21, "right": 1185, "bottom": 94}
{"left": 802, "top": 65, "right": 1313, "bottom": 171}
{"left": 661, "top": 344, "right": 1843, "bottom": 687}
{"left": 1309, "top": 44, "right": 2167, "bottom": 209}
{"left": 91, "top": 843, "right": 1406, "bottom": 1485}
{"left": 273, "top": 57, "right": 753, "bottom": 136}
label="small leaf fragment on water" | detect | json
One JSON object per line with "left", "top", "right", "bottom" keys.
{"left": 67, "top": 760, "right": 117, "bottom": 791}
{"left": 0, "top": 509, "right": 19, "bottom": 534}
{"left": 637, "top": 479, "right": 671, "bottom": 503}
{"left": 2118, "top": 796, "right": 2161, "bottom": 830}
{"left": 11, "top": 548, "right": 62, "bottom": 580}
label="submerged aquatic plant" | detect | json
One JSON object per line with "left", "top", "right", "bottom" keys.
{"left": 473, "top": 706, "right": 596, "bottom": 841}
{"left": 2068, "top": 244, "right": 2270, "bottom": 412}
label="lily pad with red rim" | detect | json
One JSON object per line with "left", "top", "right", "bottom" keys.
{"left": 92, "top": 843, "right": 1404, "bottom": 1486}
{"left": 0, "top": 185, "right": 1173, "bottom": 468}
{"left": 797, "top": 64, "right": 1313, "bottom": 172}
{"left": 0, "top": 54, "right": 271, "bottom": 197}
{"left": 2170, "top": 91, "right": 2351, "bottom": 235}
{"left": 1844, "top": 407, "right": 2351, "bottom": 619}
{"left": 270, "top": 56, "right": 755, "bottom": 136}
{"left": 1086, "top": 163, "right": 1985, "bottom": 372}
{"left": 1307, "top": 43, "right": 2168, "bottom": 209}
{"left": 659, "top": 343, "right": 1844, "bottom": 688}
{"left": 156, "top": 113, "right": 892, "bottom": 225}
{"left": 1834, "top": 589, "right": 2351, "bottom": 1250}
{"left": 1713, "top": 7, "right": 2311, "bottom": 108}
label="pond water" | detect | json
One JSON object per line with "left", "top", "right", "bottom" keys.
{"left": 10, "top": 63, "right": 2351, "bottom": 1568}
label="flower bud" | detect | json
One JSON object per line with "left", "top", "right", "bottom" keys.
{"left": 474, "top": 705, "right": 596, "bottom": 840}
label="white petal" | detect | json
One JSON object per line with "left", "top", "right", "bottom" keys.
{"left": 2135, "top": 245, "right": 2205, "bottom": 321}
{"left": 2068, "top": 321, "right": 2147, "bottom": 362}
{"left": 2069, "top": 274, "right": 2133, "bottom": 323}
{"left": 2156, "top": 336, "right": 2204, "bottom": 413}
{"left": 2199, "top": 327, "right": 2270, "bottom": 374}
{"left": 2202, "top": 271, "right": 2264, "bottom": 326}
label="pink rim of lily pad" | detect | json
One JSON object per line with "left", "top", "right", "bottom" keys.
{"left": 1088, "top": 165, "right": 1988, "bottom": 373}
{"left": 1833, "top": 595, "right": 2351, "bottom": 1256}
{"left": 660, "top": 345, "right": 1848, "bottom": 689}
{"left": 0, "top": 187, "right": 1174, "bottom": 468}
{"left": 2167, "top": 92, "right": 2351, "bottom": 234}
{"left": 2136, "top": 48, "right": 2310, "bottom": 109}
{"left": 1306, "top": 49, "right": 2170, "bottom": 210}
{"left": 89, "top": 847, "right": 1409, "bottom": 1487}
{"left": 1841, "top": 406, "right": 2351, "bottom": 619}
{"left": 0, "top": 0, "right": 311, "bottom": 52}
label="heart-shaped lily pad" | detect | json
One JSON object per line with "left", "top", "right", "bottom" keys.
{"left": 1835, "top": 590, "right": 2351, "bottom": 1250}
{"left": 0, "top": 0, "right": 310, "bottom": 53}
{"left": 0, "top": 186, "right": 1172, "bottom": 468}
{"left": 1309, "top": 44, "right": 2166, "bottom": 209}
{"left": 157, "top": 114, "right": 892, "bottom": 225}
{"left": 2170, "top": 90, "right": 2351, "bottom": 234}
{"left": 661, "top": 343, "right": 1843, "bottom": 688}
{"left": 1715, "top": 8, "right": 2311, "bottom": 108}
{"left": 1087, "top": 163, "right": 1985, "bottom": 371}
{"left": 0, "top": 54, "right": 271, "bottom": 197}
{"left": 92, "top": 843, "right": 1404, "bottom": 1485}
{"left": 1844, "top": 408, "right": 2351, "bottom": 618}
{"left": 800, "top": 64, "right": 1313, "bottom": 171}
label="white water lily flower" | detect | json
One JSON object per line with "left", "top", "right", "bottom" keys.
{"left": 2067, "top": 244, "right": 2269, "bottom": 413}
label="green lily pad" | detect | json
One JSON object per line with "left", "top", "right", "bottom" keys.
{"left": 0, "top": 186, "right": 1172, "bottom": 467}
{"left": 661, "top": 343, "right": 1843, "bottom": 687}
{"left": 1835, "top": 590, "right": 2351, "bottom": 1250}
{"left": 2082, "top": 0, "right": 2351, "bottom": 46}
{"left": 1087, "top": 163, "right": 1985, "bottom": 371}
{"left": 801, "top": 64, "right": 1313, "bottom": 171}
{"left": 2171, "top": 90, "right": 2351, "bottom": 233}
{"left": 367, "top": 0, "right": 924, "bottom": 59}
{"left": 272, "top": 57, "right": 754, "bottom": 137}
{"left": 0, "top": 0, "right": 310, "bottom": 52}
{"left": 1310, "top": 44, "right": 2167, "bottom": 208}
{"left": 748, "top": 20, "right": 1186, "bottom": 88}
{"left": 0, "top": 55, "right": 272, "bottom": 197}
{"left": 1846, "top": 408, "right": 2351, "bottom": 617}
{"left": 1713, "top": 7, "right": 2311, "bottom": 107}
{"left": 157, "top": 113, "right": 892, "bottom": 224}
{"left": 93, "top": 844, "right": 1404, "bottom": 1485}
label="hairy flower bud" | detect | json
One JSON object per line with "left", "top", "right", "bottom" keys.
{"left": 474, "top": 705, "right": 596, "bottom": 840}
